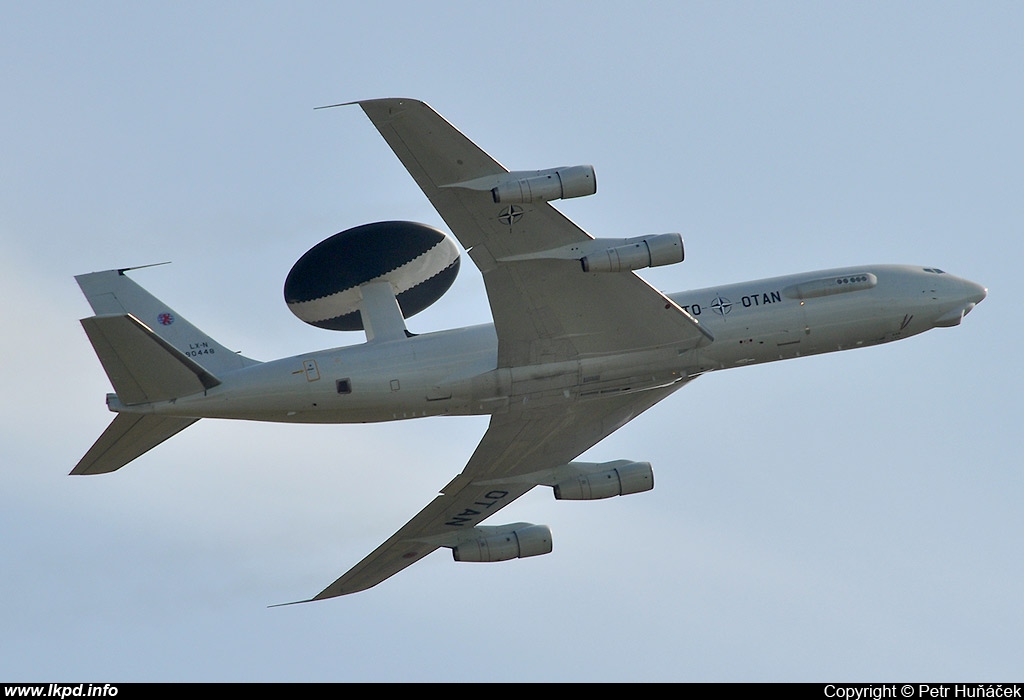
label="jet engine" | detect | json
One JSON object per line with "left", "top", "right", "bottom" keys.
{"left": 490, "top": 165, "right": 597, "bottom": 204}
{"left": 284, "top": 221, "right": 460, "bottom": 331}
{"left": 451, "top": 523, "right": 553, "bottom": 562}
{"left": 580, "top": 234, "right": 684, "bottom": 273}
{"left": 552, "top": 460, "right": 654, "bottom": 500}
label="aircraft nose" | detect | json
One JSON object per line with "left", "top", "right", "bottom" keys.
{"left": 960, "top": 280, "right": 986, "bottom": 321}
{"left": 966, "top": 280, "right": 987, "bottom": 305}
{"left": 932, "top": 276, "right": 987, "bottom": 327}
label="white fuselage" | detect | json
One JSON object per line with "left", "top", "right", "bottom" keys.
{"left": 118, "top": 265, "right": 985, "bottom": 424}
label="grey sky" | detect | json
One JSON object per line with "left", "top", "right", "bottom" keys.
{"left": 1, "top": 2, "right": 1019, "bottom": 682}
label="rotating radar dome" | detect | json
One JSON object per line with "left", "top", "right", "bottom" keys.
{"left": 284, "top": 221, "right": 460, "bottom": 331}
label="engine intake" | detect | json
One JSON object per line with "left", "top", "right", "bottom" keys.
{"left": 580, "top": 234, "right": 684, "bottom": 273}
{"left": 553, "top": 460, "right": 654, "bottom": 500}
{"left": 451, "top": 523, "right": 553, "bottom": 563}
{"left": 491, "top": 165, "right": 596, "bottom": 204}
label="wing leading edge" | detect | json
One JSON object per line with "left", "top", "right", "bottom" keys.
{"left": 297, "top": 98, "right": 706, "bottom": 600}
{"left": 351, "top": 98, "right": 711, "bottom": 366}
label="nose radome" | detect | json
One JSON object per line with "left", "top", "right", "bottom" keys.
{"left": 931, "top": 276, "right": 986, "bottom": 327}
{"left": 961, "top": 280, "right": 986, "bottom": 321}
{"left": 967, "top": 280, "right": 988, "bottom": 305}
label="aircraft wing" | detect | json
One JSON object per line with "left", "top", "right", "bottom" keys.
{"left": 350, "top": 98, "right": 711, "bottom": 366}
{"left": 307, "top": 380, "right": 686, "bottom": 600}
{"left": 295, "top": 99, "right": 710, "bottom": 600}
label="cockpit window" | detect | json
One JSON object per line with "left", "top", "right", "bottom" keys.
{"left": 923, "top": 268, "right": 945, "bottom": 274}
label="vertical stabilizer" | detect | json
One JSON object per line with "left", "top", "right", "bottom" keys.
{"left": 74, "top": 268, "right": 260, "bottom": 474}
{"left": 76, "top": 269, "right": 259, "bottom": 375}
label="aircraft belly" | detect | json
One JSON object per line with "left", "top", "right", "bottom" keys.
{"left": 800, "top": 295, "right": 906, "bottom": 351}
{"left": 146, "top": 384, "right": 483, "bottom": 424}
{"left": 136, "top": 325, "right": 501, "bottom": 423}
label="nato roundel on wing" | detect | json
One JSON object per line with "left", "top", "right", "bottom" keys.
{"left": 284, "top": 221, "right": 461, "bottom": 331}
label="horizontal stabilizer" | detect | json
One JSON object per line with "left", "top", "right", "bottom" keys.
{"left": 81, "top": 314, "right": 221, "bottom": 405}
{"left": 72, "top": 413, "right": 199, "bottom": 475}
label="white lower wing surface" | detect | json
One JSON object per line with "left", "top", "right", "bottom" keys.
{"left": 300, "top": 380, "right": 687, "bottom": 601}
{"left": 292, "top": 98, "right": 707, "bottom": 600}
{"left": 352, "top": 98, "right": 711, "bottom": 367}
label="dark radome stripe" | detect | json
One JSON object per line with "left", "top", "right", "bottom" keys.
{"left": 285, "top": 221, "right": 461, "bottom": 331}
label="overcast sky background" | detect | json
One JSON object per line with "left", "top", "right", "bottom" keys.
{"left": 2, "top": 2, "right": 1020, "bottom": 682}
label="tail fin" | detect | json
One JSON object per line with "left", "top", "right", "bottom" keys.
{"left": 74, "top": 268, "right": 260, "bottom": 474}
{"left": 75, "top": 268, "right": 259, "bottom": 376}
{"left": 72, "top": 413, "right": 199, "bottom": 475}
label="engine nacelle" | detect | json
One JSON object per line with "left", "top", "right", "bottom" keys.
{"left": 451, "top": 523, "right": 553, "bottom": 563}
{"left": 553, "top": 460, "right": 654, "bottom": 501}
{"left": 491, "top": 165, "right": 596, "bottom": 204}
{"left": 580, "top": 233, "right": 684, "bottom": 273}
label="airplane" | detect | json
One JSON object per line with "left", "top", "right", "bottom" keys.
{"left": 72, "top": 98, "right": 987, "bottom": 602}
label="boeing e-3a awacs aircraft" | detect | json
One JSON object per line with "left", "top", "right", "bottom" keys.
{"left": 73, "top": 98, "right": 986, "bottom": 601}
